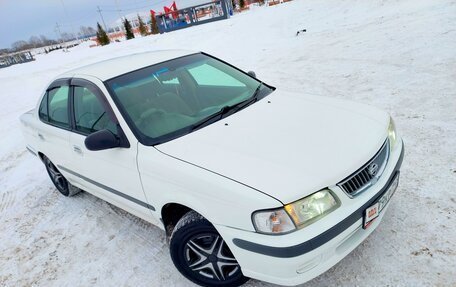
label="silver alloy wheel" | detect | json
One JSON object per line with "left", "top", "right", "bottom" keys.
{"left": 45, "top": 158, "right": 66, "bottom": 191}
{"left": 184, "top": 234, "right": 239, "bottom": 281}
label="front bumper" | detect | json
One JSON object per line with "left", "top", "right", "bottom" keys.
{"left": 216, "top": 140, "right": 404, "bottom": 286}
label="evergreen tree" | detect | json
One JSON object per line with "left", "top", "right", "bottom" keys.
{"left": 137, "top": 15, "right": 148, "bottom": 36}
{"left": 96, "top": 22, "right": 110, "bottom": 46}
{"left": 239, "top": 0, "right": 245, "bottom": 9}
{"left": 150, "top": 14, "right": 159, "bottom": 35}
{"left": 123, "top": 18, "right": 135, "bottom": 40}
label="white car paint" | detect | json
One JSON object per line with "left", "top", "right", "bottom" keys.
{"left": 20, "top": 50, "right": 404, "bottom": 286}
{"left": 59, "top": 50, "right": 194, "bottom": 81}
{"left": 155, "top": 90, "right": 390, "bottom": 204}
{"left": 217, "top": 138, "right": 403, "bottom": 285}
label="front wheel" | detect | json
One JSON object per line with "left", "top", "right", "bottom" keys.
{"left": 170, "top": 211, "right": 249, "bottom": 287}
{"left": 43, "top": 156, "right": 80, "bottom": 197}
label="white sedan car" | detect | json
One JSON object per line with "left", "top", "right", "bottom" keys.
{"left": 20, "top": 50, "right": 404, "bottom": 287}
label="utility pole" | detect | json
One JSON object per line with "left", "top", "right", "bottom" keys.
{"left": 55, "top": 22, "right": 68, "bottom": 51}
{"left": 114, "top": 0, "right": 123, "bottom": 23}
{"left": 59, "top": 0, "right": 78, "bottom": 44}
{"left": 97, "top": 6, "right": 108, "bottom": 32}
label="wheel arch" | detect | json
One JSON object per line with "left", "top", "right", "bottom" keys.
{"left": 161, "top": 202, "right": 193, "bottom": 237}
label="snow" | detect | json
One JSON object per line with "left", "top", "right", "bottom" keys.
{"left": 1, "top": 0, "right": 455, "bottom": 285}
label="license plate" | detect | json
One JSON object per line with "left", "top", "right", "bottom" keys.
{"left": 363, "top": 175, "right": 399, "bottom": 229}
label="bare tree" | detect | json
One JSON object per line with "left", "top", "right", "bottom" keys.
{"left": 29, "top": 36, "right": 42, "bottom": 48}
{"left": 9, "top": 35, "right": 58, "bottom": 52}
{"left": 41, "top": 35, "right": 58, "bottom": 46}
{"left": 87, "top": 26, "right": 96, "bottom": 36}
{"left": 60, "top": 32, "right": 75, "bottom": 41}
{"left": 39, "top": 35, "right": 52, "bottom": 46}
{"left": 79, "top": 26, "right": 97, "bottom": 39}
{"left": 40, "top": 35, "right": 48, "bottom": 44}
{"left": 80, "top": 26, "right": 89, "bottom": 38}
{"left": 11, "top": 40, "right": 30, "bottom": 51}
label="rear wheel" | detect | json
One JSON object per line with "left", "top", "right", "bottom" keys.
{"left": 43, "top": 156, "right": 80, "bottom": 197}
{"left": 170, "top": 211, "right": 249, "bottom": 287}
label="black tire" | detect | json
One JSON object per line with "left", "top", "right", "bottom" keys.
{"left": 43, "top": 156, "right": 80, "bottom": 197}
{"left": 170, "top": 211, "right": 249, "bottom": 287}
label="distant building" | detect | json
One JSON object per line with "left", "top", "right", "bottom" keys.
{"left": 110, "top": 11, "right": 152, "bottom": 34}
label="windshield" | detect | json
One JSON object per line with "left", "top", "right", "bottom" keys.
{"left": 105, "top": 53, "right": 271, "bottom": 145}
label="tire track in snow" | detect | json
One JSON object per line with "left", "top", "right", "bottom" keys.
{"left": 0, "top": 149, "right": 27, "bottom": 174}
{"left": 0, "top": 190, "right": 16, "bottom": 214}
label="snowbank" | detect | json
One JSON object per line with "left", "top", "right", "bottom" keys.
{"left": 0, "top": 0, "right": 455, "bottom": 286}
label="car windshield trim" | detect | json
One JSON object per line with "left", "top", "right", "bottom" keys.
{"left": 104, "top": 53, "right": 274, "bottom": 146}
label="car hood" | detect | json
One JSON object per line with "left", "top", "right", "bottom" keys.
{"left": 155, "top": 90, "right": 390, "bottom": 204}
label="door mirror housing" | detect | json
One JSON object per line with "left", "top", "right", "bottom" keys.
{"left": 248, "top": 71, "right": 256, "bottom": 78}
{"left": 85, "top": 129, "right": 122, "bottom": 151}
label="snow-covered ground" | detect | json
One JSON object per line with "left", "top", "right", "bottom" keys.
{"left": 1, "top": 0, "right": 455, "bottom": 286}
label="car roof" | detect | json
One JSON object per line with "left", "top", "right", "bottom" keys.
{"left": 58, "top": 49, "right": 198, "bottom": 81}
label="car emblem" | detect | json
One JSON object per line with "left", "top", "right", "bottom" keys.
{"left": 367, "top": 163, "right": 379, "bottom": 176}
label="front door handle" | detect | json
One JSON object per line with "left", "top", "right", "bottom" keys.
{"left": 73, "top": 145, "right": 83, "bottom": 155}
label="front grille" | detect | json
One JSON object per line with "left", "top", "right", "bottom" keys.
{"left": 338, "top": 140, "right": 389, "bottom": 197}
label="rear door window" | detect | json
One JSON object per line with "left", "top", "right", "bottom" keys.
{"left": 47, "top": 86, "right": 70, "bottom": 128}
{"left": 38, "top": 93, "right": 48, "bottom": 122}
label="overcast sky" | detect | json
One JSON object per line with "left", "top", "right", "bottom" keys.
{"left": 0, "top": 0, "right": 204, "bottom": 49}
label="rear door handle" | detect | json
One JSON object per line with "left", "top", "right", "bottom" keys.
{"left": 38, "top": 133, "right": 45, "bottom": 141}
{"left": 73, "top": 145, "right": 83, "bottom": 155}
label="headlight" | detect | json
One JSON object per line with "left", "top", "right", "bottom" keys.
{"left": 284, "top": 189, "right": 340, "bottom": 228}
{"left": 388, "top": 117, "right": 397, "bottom": 151}
{"left": 252, "top": 190, "right": 340, "bottom": 234}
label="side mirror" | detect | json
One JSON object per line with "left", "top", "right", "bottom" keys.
{"left": 85, "top": 129, "right": 121, "bottom": 151}
{"left": 248, "top": 71, "right": 256, "bottom": 78}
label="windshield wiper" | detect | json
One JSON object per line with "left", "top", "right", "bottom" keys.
{"left": 190, "top": 105, "right": 233, "bottom": 131}
{"left": 190, "top": 83, "right": 263, "bottom": 132}
{"left": 245, "top": 82, "right": 263, "bottom": 105}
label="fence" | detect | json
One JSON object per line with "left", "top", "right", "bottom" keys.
{"left": 0, "top": 51, "right": 34, "bottom": 69}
